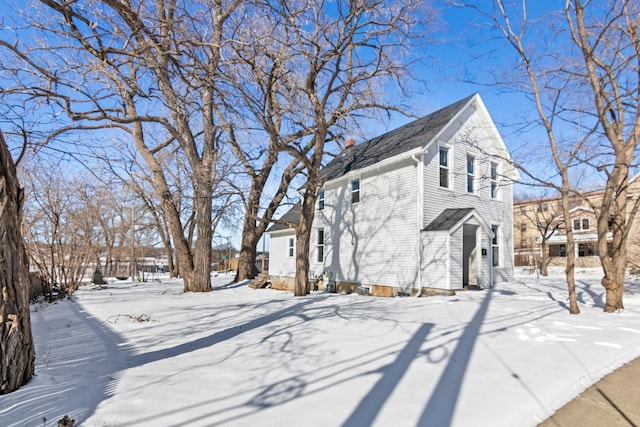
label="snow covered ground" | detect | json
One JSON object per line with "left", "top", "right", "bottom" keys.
{"left": 2, "top": 271, "right": 640, "bottom": 427}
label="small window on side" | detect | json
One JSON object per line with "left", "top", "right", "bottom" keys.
{"left": 439, "top": 147, "right": 450, "bottom": 189}
{"left": 288, "top": 237, "right": 295, "bottom": 258}
{"left": 351, "top": 179, "right": 360, "bottom": 204}
{"left": 317, "top": 229, "right": 324, "bottom": 263}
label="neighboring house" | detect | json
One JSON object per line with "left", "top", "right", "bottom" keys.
{"left": 513, "top": 173, "right": 640, "bottom": 270}
{"left": 267, "top": 94, "right": 520, "bottom": 296}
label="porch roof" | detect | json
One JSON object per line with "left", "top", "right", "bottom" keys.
{"left": 423, "top": 207, "right": 493, "bottom": 236}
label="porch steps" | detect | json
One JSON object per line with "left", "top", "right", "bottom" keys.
{"left": 248, "top": 272, "right": 270, "bottom": 289}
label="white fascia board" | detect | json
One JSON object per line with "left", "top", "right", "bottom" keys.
{"left": 448, "top": 209, "right": 493, "bottom": 236}
{"left": 267, "top": 228, "right": 296, "bottom": 236}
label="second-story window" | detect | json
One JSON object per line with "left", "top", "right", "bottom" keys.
{"left": 467, "top": 155, "right": 475, "bottom": 193}
{"left": 318, "top": 190, "right": 325, "bottom": 210}
{"left": 439, "top": 146, "right": 450, "bottom": 189}
{"left": 573, "top": 218, "right": 590, "bottom": 231}
{"left": 490, "top": 162, "right": 499, "bottom": 199}
{"left": 351, "top": 178, "right": 360, "bottom": 203}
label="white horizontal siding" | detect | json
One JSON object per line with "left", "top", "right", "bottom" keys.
{"left": 422, "top": 232, "right": 449, "bottom": 289}
{"left": 315, "top": 159, "right": 420, "bottom": 288}
{"left": 449, "top": 227, "right": 464, "bottom": 289}
{"left": 268, "top": 231, "right": 296, "bottom": 278}
{"left": 423, "top": 104, "right": 515, "bottom": 282}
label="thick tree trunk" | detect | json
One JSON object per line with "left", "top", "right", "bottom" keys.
{"left": 0, "top": 132, "right": 35, "bottom": 394}
{"left": 540, "top": 241, "right": 549, "bottom": 276}
{"left": 236, "top": 232, "right": 259, "bottom": 282}
{"left": 597, "top": 165, "right": 630, "bottom": 312}
{"left": 293, "top": 217, "right": 312, "bottom": 297}
{"left": 236, "top": 197, "right": 260, "bottom": 282}
{"left": 189, "top": 173, "right": 213, "bottom": 293}
{"left": 293, "top": 182, "right": 321, "bottom": 296}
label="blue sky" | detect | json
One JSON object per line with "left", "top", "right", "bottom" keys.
{"left": 2, "top": 0, "right": 635, "bottom": 247}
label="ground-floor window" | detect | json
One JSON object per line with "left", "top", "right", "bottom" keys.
{"left": 317, "top": 229, "right": 324, "bottom": 262}
{"left": 288, "top": 237, "right": 295, "bottom": 257}
{"left": 491, "top": 224, "right": 500, "bottom": 267}
{"left": 549, "top": 244, "right": 566, "bottom": 257}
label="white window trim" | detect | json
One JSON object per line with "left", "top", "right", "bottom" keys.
{"left": 573, "top": 217, "right": 590, "bottom": 231}
{"left": 490, "top": 161, "right": 500, "bottom": 200}
{"left": 491, "top": 224, "right": 501, "bottom": 267}
{"left": 318, "top": 189, "right": 325, "bottom": 211}
{"left": 287, "top": 236, "right": 295, "bottom": 258}
{"left": 350, "top": 176, "right": 361, "bottom": 205}
{"left": 466, "top": 153, "right": 476, "bottom": 194}
{"left": 316, "top": 228, "right": 324, "bottom": 263}
{"left": 438, "top": 144, "right": 453, "bottom": 191}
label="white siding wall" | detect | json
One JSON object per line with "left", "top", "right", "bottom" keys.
{"left": 422, "top": 232, "right": 450, "bottom": 289}
{"left": 423, "top": 103, "right": 515, "bottom": 284}
{"left": 449, "top": 227, "right": 464, "bottom": 288}
{"left": 268, "top": 231, "right": 297, "bottom": 277}
{"left": 313, "top": 158, "right": 420, "bottom": 288}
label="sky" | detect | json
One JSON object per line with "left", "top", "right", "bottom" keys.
{"left": 1, "top": 0, "right": 636, "bottom": 247}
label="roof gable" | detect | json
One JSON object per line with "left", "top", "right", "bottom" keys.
{"left": 321, "top": 94, "right": 476, "bottom": 182}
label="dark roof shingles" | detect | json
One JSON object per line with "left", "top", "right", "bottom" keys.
{"left": 321, "top": 94, "right": 475, "bottom": 182}
{"left": 266, "top": 204, "right": 302, "bottom": 232}
{"left": 423, "top": 208, "right": 475, "bottom": 232}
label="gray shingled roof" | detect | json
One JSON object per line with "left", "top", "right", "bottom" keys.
{"left": 266, "top": 204, "right": 302, "bottom": 232}
{"left": 423, "top": 208, "right": 475, "bottom": 232}
{"left": 321, "top": 94, "right": 476, "bottom": 182}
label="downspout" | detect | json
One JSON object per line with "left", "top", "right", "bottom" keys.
{"left": 411, "top": 154, "right": 423, "bottom": 294}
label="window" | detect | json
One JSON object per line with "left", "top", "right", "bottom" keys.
{"left": 537, "top": 221, "right": 548, "bottom": 230}
{"left": 573, "top": 218, "right": 590, "bottom": 231}
{"left": 351, "top": 179, "right": 360, "bottom": 203}
{"left": 318, "top": 190, "right": 325, "bottom": 210}
{"left": 578, "top": 243, "right": 596, "bottom": 257}
{"left": 549, "top": 244, "right": 566, "bottom": 257}
{"left": 439, "top": 146, "right": 450, "bottom": 189}
{"left": 520, "top": 223, "right": 527, "bottom": 232}
{"left": 288, "top": 237, "right": 295, "bottom": 257}
{"left": 317, "top": 229, "right": 324, "bottom": 262}
{"left": 537, "top": 203, "right": 549, "bottom": 212}
{"left": 490, "top": 162, "right": 499, "bottom": 199}
{"left": 491, "top": 225, "right": 500, "bottom": 267}
{"left": 467, "top": 155, "right": 475, "bottom": 193}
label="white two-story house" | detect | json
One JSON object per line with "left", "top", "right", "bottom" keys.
{"left": 267, "top": 94, "right": 520, "bottom": 296}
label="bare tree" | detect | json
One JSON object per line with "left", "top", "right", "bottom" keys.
{"left": 462, "top": 0, "right": 640, "bottom": 312}
{"left": 566, "top": 0, "right": 640, "bottom": 312}
{"left": 251, "top": 0, "right": 435, "bottom": 296}
{"left": 0, "top": 131, "right": 35, "bottom": 394}
{"left": 21, "top": 159, "right": 99, "bottom": 293}
{"left": 0, "top": 0, "right": 247, "bottom": 292}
